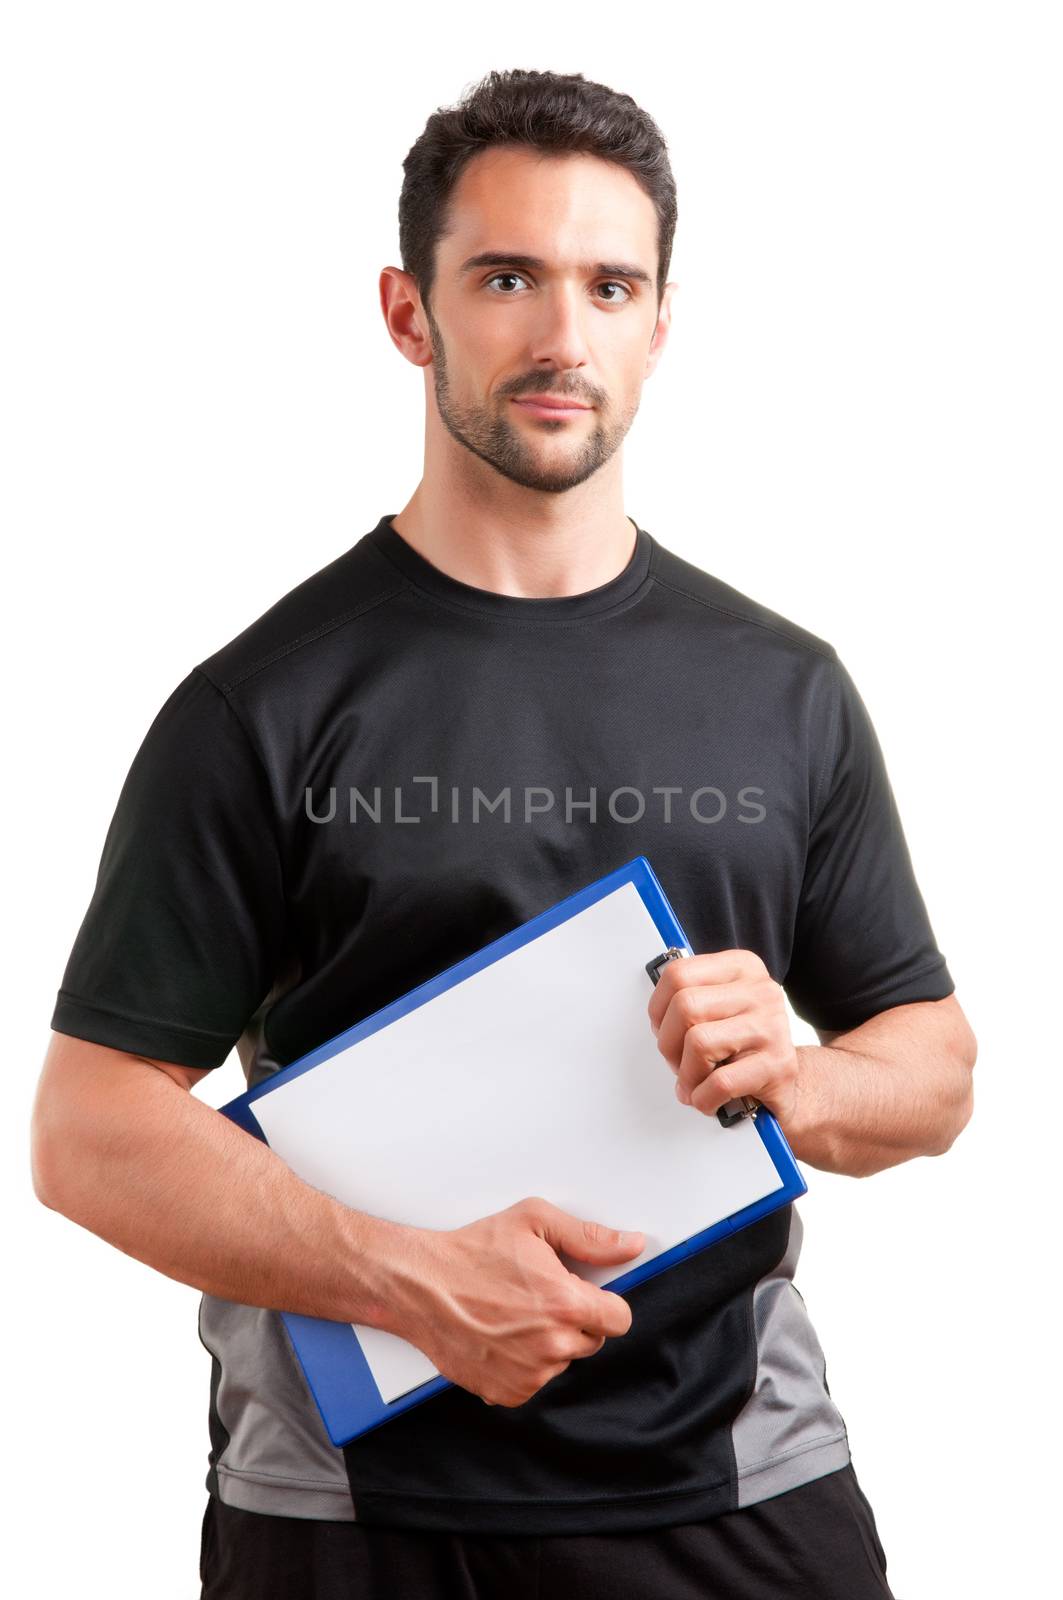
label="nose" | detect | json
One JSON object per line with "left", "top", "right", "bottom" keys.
{"left": 527, "top": 281, "right": 592, "bottom": 376}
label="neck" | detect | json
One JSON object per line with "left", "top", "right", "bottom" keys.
{"left": 391, "top": 466, "right": 636, "bottom": 601}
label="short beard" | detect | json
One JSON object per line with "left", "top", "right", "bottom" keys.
{"left": 424, "top": 304, "right": 636, "bottom": 494}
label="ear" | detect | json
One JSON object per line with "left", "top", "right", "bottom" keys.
{"left": 644, "top": 280, "right": 677, "bottom": 381}
{"left": 379, "top": 266, "right": 434, "bottom": 370}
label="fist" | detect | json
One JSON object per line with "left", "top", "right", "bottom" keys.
{"left": 646, "top": 948, "right": 799, "bottom": 1124}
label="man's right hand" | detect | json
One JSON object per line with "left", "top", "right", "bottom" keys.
{"left": 382, "top": 1196, "right": 645, "bottom": 1408}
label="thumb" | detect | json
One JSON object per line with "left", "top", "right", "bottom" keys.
{"left": 531, "top": 1200, "right": 645, "bottom": 1265}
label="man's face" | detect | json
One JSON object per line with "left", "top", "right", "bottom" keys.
{"left": 421, "top": 146, "right": 669, "bottom": 494}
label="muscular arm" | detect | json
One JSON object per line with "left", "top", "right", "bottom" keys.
{"left": 30, "top": 1030, "right": 416, "bottom": 1329}
{"left": 648, "top": 952, "right": 978, "bottom": 1181}
{"left": 778, "top": 993, "right": 977, "bottom": 1178}
{"left": 30, "top": 1031, "right": 641, "bottom": 1407}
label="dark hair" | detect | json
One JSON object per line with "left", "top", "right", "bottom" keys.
{"left": 398, "top": 69, "right": 677, "bottom": 316}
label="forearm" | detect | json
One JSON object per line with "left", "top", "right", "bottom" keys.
{"left": 32, "top": 1047, "right": 424, "bottom": 1329}
{"left": 777, "top": 1002, "right": 976, "bottom": 1178}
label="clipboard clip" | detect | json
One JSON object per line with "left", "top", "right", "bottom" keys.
{"left": 645, "top": 947, "right": 760, "bottom": 1128}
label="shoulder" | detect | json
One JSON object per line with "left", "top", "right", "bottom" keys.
{"left": 649, "top": 538, "right": 839, "bottom": 665}
{"left": 195, "top": 532, "right": 404, "bottom": 696}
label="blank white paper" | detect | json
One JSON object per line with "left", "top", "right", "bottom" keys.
{"left": 252, "top": 880, "right": 784, "bottom": 1404}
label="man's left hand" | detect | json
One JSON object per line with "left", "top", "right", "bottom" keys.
{"left": 646, "top": 949, "right": 799, "bottom": 1123}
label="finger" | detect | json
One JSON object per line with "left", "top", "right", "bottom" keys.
{"left": 529, "top": 1198, "right": 644, "bottom": 1266}
{"left": 574, "top": 1285, "right": 633, "bottom": 1339}
{"left": 654, "top": 979, "right": 754, "bottom": 1065}
{"left": 676, "top": 1018, "right": 764, "bottom": 1103}
{"left": 646, "top": 951, "right": 760, "bottom": 1033}
{"left": 688, "top": 1051, "right": 773, "bottom": 1117}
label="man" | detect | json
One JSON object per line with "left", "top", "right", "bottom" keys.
{"left": 32, "top": 67, "right": 976, "bottom": 1599}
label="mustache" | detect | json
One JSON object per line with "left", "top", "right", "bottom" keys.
{"left": 501, "top": 376, "right": 604, "bottom": 407}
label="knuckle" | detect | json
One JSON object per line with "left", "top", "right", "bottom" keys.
{"left": 543, "top": 1330, "right": 571, "bottom": 1361}
{"left": 676, "top": 987, "right": 700, "bottom": 1025}
{"left": 691, "top": 1021, "right": 716, "bottom": 1055}
{"left": 692, "top": 1082, "right": 716, "bottom": 1115}
{"left": 489, "top": 1381, "right": 525, "bottom": 1408}
{"left": 552, "top": 1280, "right": 584, "bottom": 1321}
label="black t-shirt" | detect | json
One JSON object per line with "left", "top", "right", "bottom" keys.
{"left": 51, "top": 515, "right": 954, "bottom": 1534}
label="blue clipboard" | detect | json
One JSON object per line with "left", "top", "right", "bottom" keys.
{"left": 220, "top": 854, "right": 807, "bottom": 1445}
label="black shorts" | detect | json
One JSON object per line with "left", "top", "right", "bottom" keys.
{"left": 199, "top": 1461, "right": 894, "bottom": 1599}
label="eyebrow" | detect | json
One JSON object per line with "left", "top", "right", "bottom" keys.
{"left": 458, "top": 251, "right": 653, "bottom": 286}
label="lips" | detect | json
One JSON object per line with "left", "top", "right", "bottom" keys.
{"left": 511, "top": 397, "right": 592, "bottom": 416}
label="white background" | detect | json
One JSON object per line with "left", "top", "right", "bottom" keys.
{"left": 4, "top": 4, "right": 1060, "bottom": 1597}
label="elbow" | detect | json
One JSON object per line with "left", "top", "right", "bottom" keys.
{"left": 30, "top": 1112, "right": 70, "bottom": 1215}
{"left": 930, "top": 1033, "right": 977, "bottom": 1156}
{"left": 32, "top": 1127, "right": 98, "bottom": 1224}
{"left": 31, "top": 1138, "right": 61, "bottom": 1213}
{"left": 30, "top": 1084, "right": 81, "bottom": 1217}
{"left": 931, "top": 1086, "right": 974, "bottom": 1156}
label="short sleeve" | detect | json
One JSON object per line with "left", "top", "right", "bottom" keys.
{"left": 50, "top": 667, "right": 286, "bottom": 1069}
{"left": 783, "top": 655, "right": 955, "bottom": 1033}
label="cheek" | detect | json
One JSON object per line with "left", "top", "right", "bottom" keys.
{"left": 470, "top": 302, "right": 539, "bottom": 364}
{"left": 438, "top": 309, "right": 510, "bottom": 386}
{"left": 607, "top": 353, "right": 649, "bottom": 416}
